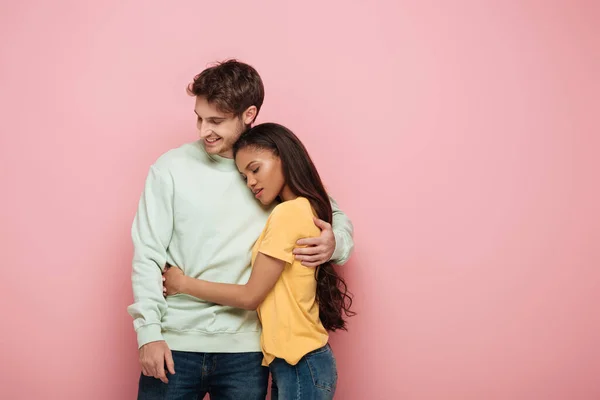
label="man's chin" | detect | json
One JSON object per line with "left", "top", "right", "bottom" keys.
{"left": 202, "top": 144, "right": 221, "bottom": 154}
{"left": 203, "top": 144, "right": 235, "bottom": 159}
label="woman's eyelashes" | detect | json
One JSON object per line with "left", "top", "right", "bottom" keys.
{"left": 240, "top": 166, "right": 259, "bottom": 182}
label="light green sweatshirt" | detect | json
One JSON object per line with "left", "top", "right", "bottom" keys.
{"left": 127, "top": 141, "right": 354, "bottom": 353}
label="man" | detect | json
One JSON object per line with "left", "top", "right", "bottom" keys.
{"left": 128, "top": 59, "right": 354, "bottom": 399}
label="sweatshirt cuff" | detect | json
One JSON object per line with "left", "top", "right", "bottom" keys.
{"left": 330, "top": 233, "right": 344, "bottom": 264}
{"left": 137, "top": 324, "right": 164, "bottom": 348}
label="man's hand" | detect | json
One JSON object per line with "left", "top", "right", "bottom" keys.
{"left": 293, "top": 217, "right": 336, "bottom": 267}
{"left": 139, "top": 340, "right": 175, "bottom": 384}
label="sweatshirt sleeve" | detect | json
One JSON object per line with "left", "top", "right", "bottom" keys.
{"left": 127, "top": 165, "right": 174, "bottom": 348}
{"left": 329, "top": 196, "right": 355, "bottom": 266}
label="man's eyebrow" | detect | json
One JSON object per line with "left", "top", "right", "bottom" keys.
{"left": 193, "top": 111, "right": 225, "bottom": 120}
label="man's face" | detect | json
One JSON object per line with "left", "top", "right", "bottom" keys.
{"left": 194, "top": 96, "right": 255, "bottom": 158}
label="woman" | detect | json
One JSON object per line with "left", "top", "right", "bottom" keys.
{"left": 163, "top": 122, "right": 354, "bottom": 399}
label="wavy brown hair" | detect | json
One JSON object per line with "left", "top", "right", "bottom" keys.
{"left": 233, "top": 123, "right": 355, "bottom": 331}
{"left": 187, "top": 59, "right": 264, "bottom": 119}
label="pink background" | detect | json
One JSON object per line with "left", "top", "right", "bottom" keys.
{"left": 1, "top": 1, "right": 599, "bottom": 399}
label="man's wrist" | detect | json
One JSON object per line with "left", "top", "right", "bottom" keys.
{"left": 330, "top": 235, "right": 341, "bottom": 262}
{"left": 137, "top": 324, "right": 163, "bottom": 348}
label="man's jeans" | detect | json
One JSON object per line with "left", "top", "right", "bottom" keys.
{"left": 138, "top": 350, "right": 268, "bottom": 400}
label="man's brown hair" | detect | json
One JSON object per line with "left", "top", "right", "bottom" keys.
{"left": 187, "top": 59, "right": 265, "bottom": 120}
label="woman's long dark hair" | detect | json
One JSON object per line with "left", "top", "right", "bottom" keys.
{"left": 233, "top": 122, "right": 355, "bottom": 331}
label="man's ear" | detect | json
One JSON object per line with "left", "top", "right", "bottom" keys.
{"left": 242, "top": 105, "right": 257, "bottom": 125}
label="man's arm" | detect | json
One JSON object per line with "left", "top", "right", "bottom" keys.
{"left": 127, "top": 165, "right": 173, "bottom": 347}
{"left": 127, "top": 165, "right": 176, "bottom": 383}
{"left": 293, "top": 196, "right": 355, "bottom": 267}
{"left": 329, "top": 196, "right": 355, "bottom": 265}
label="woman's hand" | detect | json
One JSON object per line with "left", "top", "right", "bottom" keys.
{"left": 163, "top": 265, "right": 186, "bottom": 296}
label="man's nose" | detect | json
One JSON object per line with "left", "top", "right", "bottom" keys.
{"left": 198, "top": 123, "right": 212, "bottom": 138}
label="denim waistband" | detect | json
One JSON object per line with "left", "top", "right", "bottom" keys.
{"left": 304, "top": 343, "right": 331, "bottom": 357}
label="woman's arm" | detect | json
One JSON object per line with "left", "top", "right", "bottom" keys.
{"left": 163, "top": 253, "right": 285, "bottom": 310}
{"left": 164, "top": 201, "right": 305, "bottom": 309}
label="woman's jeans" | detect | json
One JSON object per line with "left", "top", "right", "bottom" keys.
{"left": 270, "top": 344, "right": 337, "bottom": 400}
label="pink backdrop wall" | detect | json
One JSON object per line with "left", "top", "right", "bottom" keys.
{"left": 1, "top": 1, "right": 598, "bottom": 399}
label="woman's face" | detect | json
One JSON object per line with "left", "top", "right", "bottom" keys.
{"left": 235, "top": 147, "right": 292, "bottom": 205}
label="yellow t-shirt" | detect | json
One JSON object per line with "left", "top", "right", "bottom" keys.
{"left": 252, "top": 197, "right": 329, "bottom": 366}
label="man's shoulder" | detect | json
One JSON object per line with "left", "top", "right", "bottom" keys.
{"left": 152, "top": 141, "right": 202, "bottom": 171}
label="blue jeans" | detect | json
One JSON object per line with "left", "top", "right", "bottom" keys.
{"left": 137, "top": 350, "right": 268, "bottom": 400}
{"left": 270, "top": 344, "right": 337, "bottom": 400}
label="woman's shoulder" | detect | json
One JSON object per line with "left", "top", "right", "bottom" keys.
{"left": 272, "top": 197, "right": 311, "bottom": 214}
{"left": 270, "top": 197, "right": 314, "bottom": 225}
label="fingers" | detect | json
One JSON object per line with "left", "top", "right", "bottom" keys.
{"left": 140, "top": 354, "right": 151, "bottom": 377}
{"left": 140, "top": 343, "right": 172, "bottom": 384}
{"left": 294, "top": 244, "right": 328, "bottom": 267}
{"left": 141, "top": 358, "right": 159, "bottom": 381}
{"left": 156, "top": 362, "right": 168, "bottom": 384}
{"left": 293, "top": 244, "right": 323, "bottom": 256}
{"left": 141, "top": 360, "right": 159, "bottom": 380}
{"left": 296, "top": 253, "right": 327, "bottom": 268}
{"left": 295, "top": 253, "right": 323, "bottom": 263}
{"left": 302, "top": 257, "right": 326, "bottom": 267}
{"left": 301, "top": 260, "right": 322, "bottom": 268}
{"left": 294, "top": 238, "right": 321, "bottom": 249}
{"left": 313, "top": 217, "right": 332, "bottom": 230}
{"left": 165, "top": 349, "right": 176, "bottom": 375}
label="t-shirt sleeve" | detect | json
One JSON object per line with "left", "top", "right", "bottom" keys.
{"left": 257, "top": 203, "right": 305, "bottom": 264}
